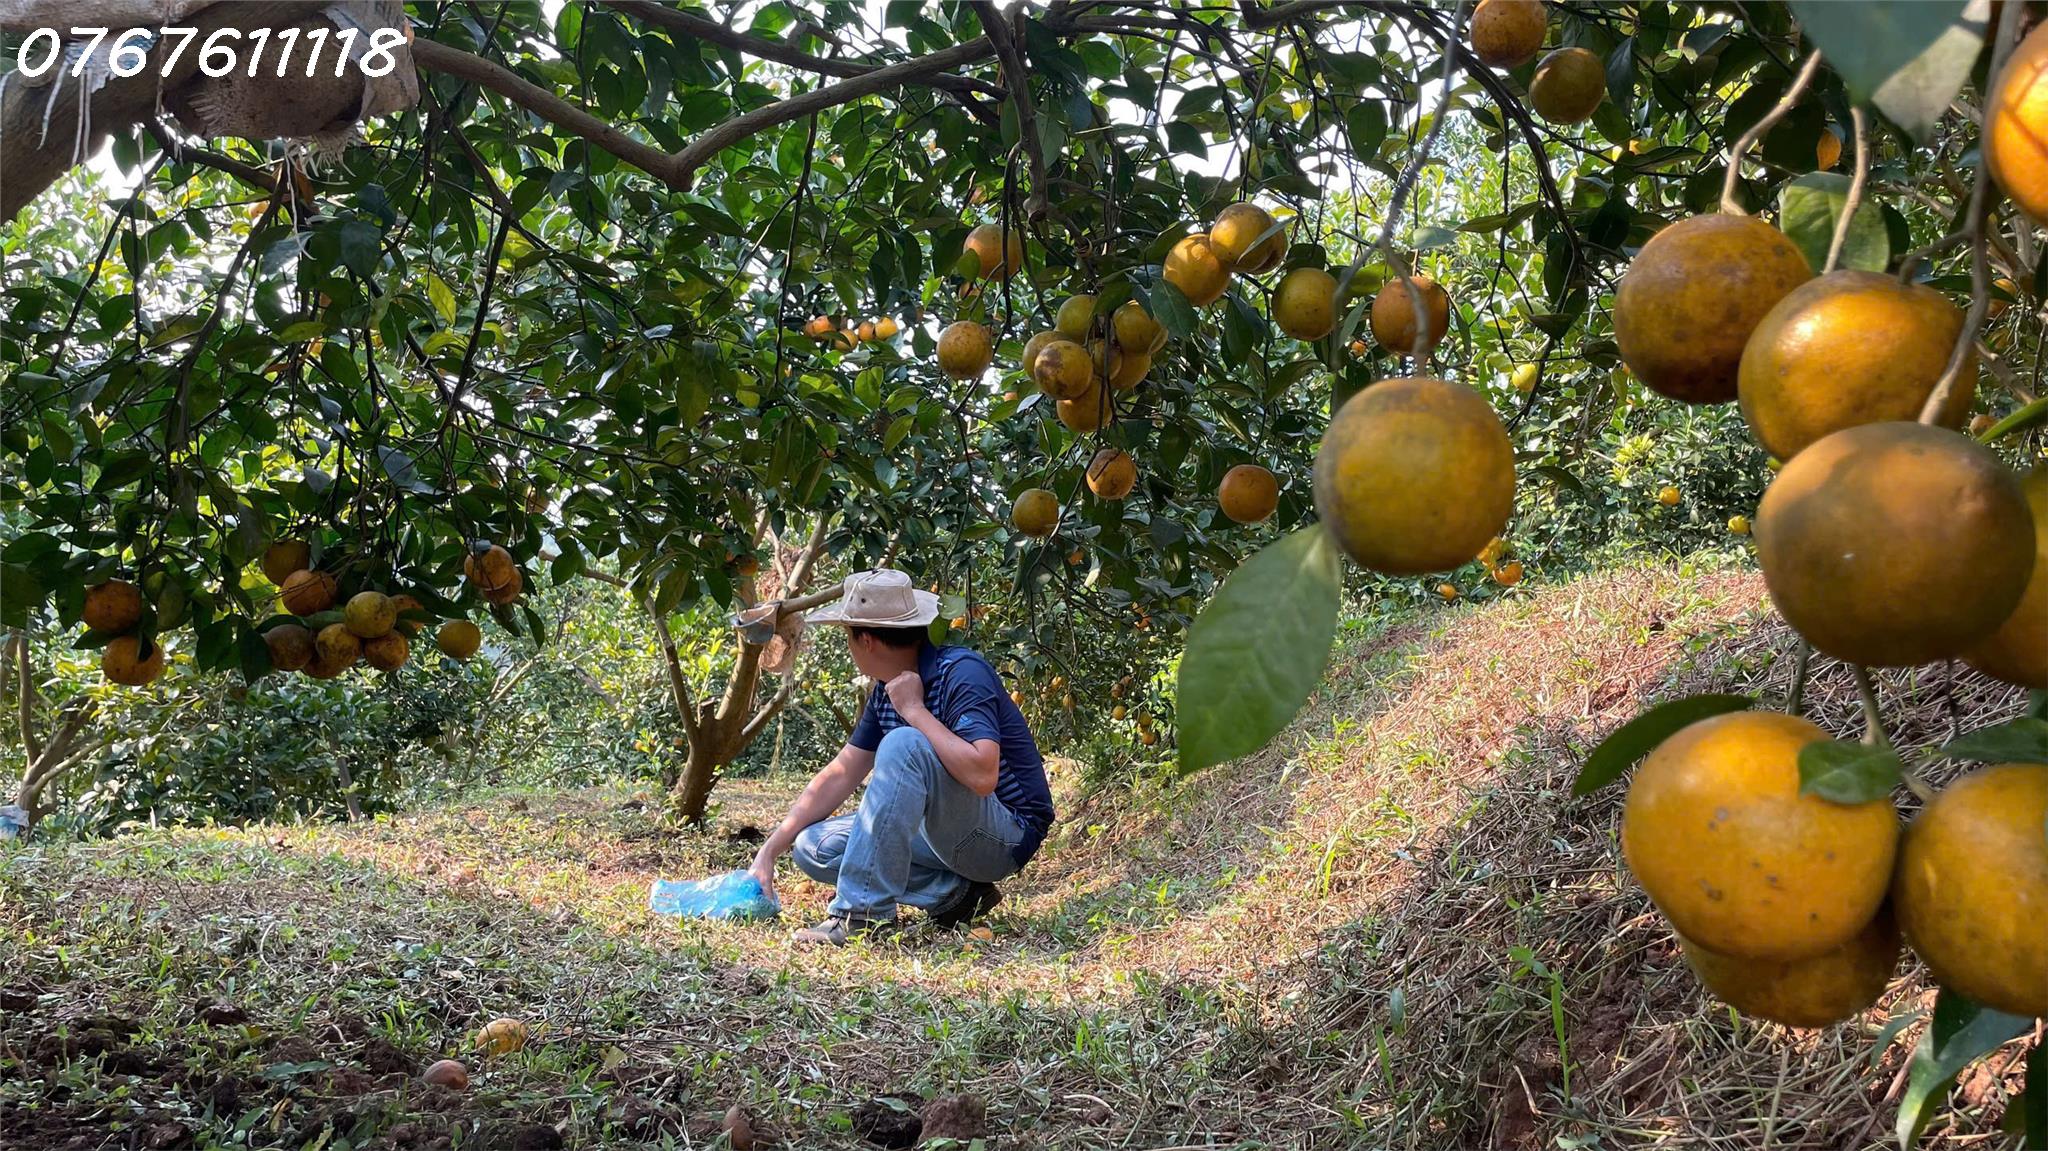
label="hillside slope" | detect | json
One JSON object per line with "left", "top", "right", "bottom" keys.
{"left": 2, "top": 560, "right": 2034, "bottom": 1149}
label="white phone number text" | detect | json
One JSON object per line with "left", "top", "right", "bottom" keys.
{"left": 13, "top": 26, "right": 407, "bottom": 81}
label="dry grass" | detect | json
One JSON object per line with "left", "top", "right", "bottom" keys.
{"left": 2, "top": 558, "right": 2036, "bottom": 1149}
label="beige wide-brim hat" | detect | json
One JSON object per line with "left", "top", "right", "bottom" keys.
{"left": 804, "top": 568, "right": 941, "bottom": 628}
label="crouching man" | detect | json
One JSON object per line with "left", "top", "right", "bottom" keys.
{"left": 747, "top": 569, "right": 1055, "bottom": 945}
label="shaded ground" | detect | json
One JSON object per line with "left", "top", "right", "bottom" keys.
{"left": 1, "top": 560, "right": 2035, "bottom": 1149}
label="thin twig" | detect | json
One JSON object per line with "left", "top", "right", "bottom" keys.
{"left": 1853, "top": 665, "right": 1888, "bottom": 749}
{"left": 1822, "top": 106, "right": 1868, "bottom": 274}
{"left": 1920, "top": 0, "right": 2026, "bottom": 423}
{"left": 1720, "top": 53, "right": 1825, "bottom": 215}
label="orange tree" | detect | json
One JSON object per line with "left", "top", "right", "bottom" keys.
{"left": 2, "top": 3, "right": 2045, "bottom": 1132}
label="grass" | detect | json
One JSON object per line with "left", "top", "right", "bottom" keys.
{"left": 2, "top": 557, "right": 2036, "bottom": 1149}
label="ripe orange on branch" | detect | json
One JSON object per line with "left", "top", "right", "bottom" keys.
{"left": 1368, "top": 274, "right": 1450, "bottom": 360}
{"left": 102, "top": 635, "right": 165, "bottom": 686}
{"left": 938, "top": 320, "right": 993, "bottom": 379}
{"left": 1086, "top": 448, "right": 1138, "bottom": 501}
{"left": 1892, "top": 764, "right": 2048, "bottom": 1019}
{"left": 1209, "top": 202, "right": 1286, "bottom": 274}
{"left": 1470, "top": 0, "right": 1547, "bottom": 69}
{"left": 1963, "top": 466, "right": 2048, "bottom": 689}
{"left": 1217, "top": 464, "right": 1279, "bottom": 524}
{"left": 1754, "top": 422, "right": 2033, "bottom": 667}
{"left": 1313, "top": 377, "right": 1514, "bottom": 575}
{"left": 962, "top": 223, "right": 1026, "bottom": 280}
{"left": 83, "top": 580, "right": 144, "bottom": 634}
{"left": 280, "top": 569, "right": 339, "bottom": 616}
{"left": 1986, "top": 22, "right": 2048, "bottom": 224}
{"left": 1678, "top": 908, "right": 1897, "bottom": 1028}
{"left": 1613, "top": 214, "right": 1812, "bottom": 404}
{"left": 1528, "top": 47, "right": 1606, "bottom": 124}
{"left": 1737, "top": 270, "right": 1974, "bottom": 460}
{"left": 1622, "top": 711, "right": 1897, "bottom": 961}
{"left": 1163, "top": 233, "right": 1230, "bottom": 307}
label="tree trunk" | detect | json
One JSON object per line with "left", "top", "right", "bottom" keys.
{"left": 673, "top": 745, "right": 722, "bottom": 825}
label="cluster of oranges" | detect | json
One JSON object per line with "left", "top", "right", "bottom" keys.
{"left": 1591, "top": 18, "right": 2048, "bottom": 1026}
{"left": 802, "top": 313, "right": 901, "bottom": 351}
{"left": 85, "top": 537, "right": 528, "bottom": 687}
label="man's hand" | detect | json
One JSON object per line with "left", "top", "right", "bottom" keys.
{"left": 747, "top": 849, "right": 779, "bottom": 906}
{"left": 885, "top": 670, "right": 926, "bottom": 717}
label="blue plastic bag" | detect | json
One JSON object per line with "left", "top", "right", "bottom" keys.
{"left": 649, "top": 870, "right": 780, "bottom": 921}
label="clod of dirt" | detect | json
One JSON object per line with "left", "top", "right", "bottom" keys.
{"left": 145, "top": 1120, "right": 191, "bottom": 1149}
{"left": 851, "top": 1094, "right": 925, "bottom": 1148}
{"left": 917, "top": 1094, "right": 986, "bottom": 1143}
{"left": 723, "top": 1104, "right": 757, "bottom": 1149}
{"left": 478, "top": 1122, "right": 562, "bottom": 1150}
{"left": 197, "top": 1003, "right": 247, "bottom": 1026}
{"left": 726, "top": 824, "right": 766, "bottom": 845}
{"left": 0, "top": 984, "right": 41, "bottom": 1011}
{"left": 359, "top": 1035, "right": 413, "bottom": 1075}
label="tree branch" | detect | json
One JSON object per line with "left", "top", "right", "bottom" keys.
{"left": 409, "top": 37, "right": 690, "bottom": 190}
{"left": 14, "top": 635, "right": 40, "bottom": 767}
{"left": 144, "top": 121, "right": 280, "bottom": 195}
{"left": 670, "top": 37, "right": 1001, "bottom": 189}
{"left": 607, "top": 1, "right": 1005, "bottom": 100}
{"left": 975, "top": 1, "right": 1049, "bottom": 220}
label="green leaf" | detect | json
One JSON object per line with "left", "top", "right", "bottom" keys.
{"left": 1897, "top": 987, "right": 2032, "bottom": 1148}
{"left": 427, "top": 274, "right": 457, "bottom": 326}
{"left": 1788, "top": 1, "right": 1983, "bottom": 141}
{"left": 1148, "top": 280, "right": 1199, "bottom": 340}
{"left": 1797, "top": 740, "right": 1904, "bottom": 803}
{"left": 1778, "top": 174, "right": 1889, "bottom": 272}
{"left": 1176, "top": 525, "right": 1342, "bottom": 775}
{"left": 1572, "top": 695, "right": 1755, "bottom": 796}
{"left": 1940, "top": 718, "right": 2048, "bottom": 764}
{"left": 335, "top": 219, "right": 384, "bottom": 279}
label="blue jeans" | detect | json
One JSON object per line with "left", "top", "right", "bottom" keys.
{"left": 791, "top": 727, "right": 1026, "bottom": 921}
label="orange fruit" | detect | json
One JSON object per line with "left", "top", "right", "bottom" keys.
{"left": 1011, "top": 488, "right": 1060, "bottom": 537}
{"left": 1086, "top": 448, "right": 1138, "bottom": 500}
{"left": 963, "top": 223, "right": 1026, "bottom": 280}
{"left": 1678, "top": 909, "right": 1897, "bottom": 1028}
{"left": 421, "top": 1060, "right": 470, "bottom": 1090}
{"left": 1622, "top": 711, "right": 1897, "bottom": 961}
{"left": 261, "top": 539, "right": 311, "bottom": 585}
{"left": 280, "top": 569, "right": 339, "bottom": 616}
{"left": 1892, "top": 763, "right": 2048, "bottom": 1017}
{"left": 1275, "top": 267, "right": 1338, "bottom": 340}
{"left": 1737, "top": 270, "right": 1974, "bottom": 460}
{"left": 1113, "top": 300, "right": 1167, "bottom": 355}
{"left": 1217, "top": 464, "right": 1279, "bottom": 524}
{"left": 1986, "top": 23, "right": 2048, "bottom": 224}
{"left": 436, "top": 619, "right": 482, "bottom": 660}
{"left": 1369, "top": 274, "right": 1451, "bottom": 360}
{"left": 1056, "top": 378, "right": 1112, "bottom": 433}
{"left": 1657, "top": 485, "right": 1680, "bottom": 506}
{"left": 937, "top": 320, "right": 993, "bottom": 379}
{"left": 464, "top": 544, "right": 519, "bottom": 596}
{"left": 389, "top": 594, "right": 427, "bottom": 636}
{"left": 1815, "top": 130, "right": 1842, "bottom": 171}
{"left": 1209, "top": 202, "right": 1286, "bottom": 274}
{"left": 475, "top": 1018, "right": 530, "bottom": 1057}
{"left": 1755, "top": 422, "right": 2033, "bottom": 667}
{"left": 1054, "top": 295, "right": 1096, "bottom": 340}
{"left": 1436, "top": 582, "right": 1459, "bottom": 600}
{"left": 262, "top": 623, "right": 315, "bottom": 672}
{"left": 1613, "top": 214, "right": 1812, "bottom": 404}
{"left": 1163, "top": 233, "right": 1230, "bottom": 307}
{"left": 876, "top": 317, "right": 900, "bottom": 339}
{"left": 1962, "top": 465, "right": 2048, "bottom": 689}
{"left": 315, "top": 623, "right": 362, "bottom": 671}
{"left": 83, "top": 580, "right": 144, "bottom": 634}
{"left": 1491, "top": 561, "right": 1524, "bottom": 587}
{"left": 1032, "top": 339, "right": 1094, "bottom": 400}
{"left": 1528, "top": 47, "right": 1606, "bottom": 123}
{"left": 343, "top": 591, "right": 397, "bottom": 639}
{"left": 363, "top": 631, "right": 410, "bottom": 671}
{"left": 1314, "top": 377, "right": 1514, "bottom": 574}
{"left": 1470, "top": 0, "right": 1547, "bottom": 69}
{"left": 101, "top": 635, "right": 165, "bottom": 686}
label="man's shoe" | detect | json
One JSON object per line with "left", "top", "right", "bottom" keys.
{"left": 928, "top": 882, "right": 1002, "bottom": 928}
{"left": 792, "top": 915, "right": 895, "bottom": 947}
